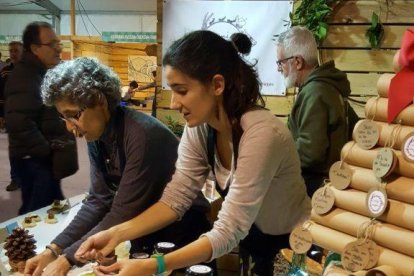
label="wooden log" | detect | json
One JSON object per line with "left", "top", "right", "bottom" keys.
{"left": 332, "top": 188, "right": 414, "bottom": 231}
{"left": 376, "top": 74, "right": 394, "bottom": 98}
{"left": 375, "top": 121, "right": 414, "bottom": 149}
{"left": 349, "top": 165, "right": 414, "bottom": 205}
{"left": 365, "top": 97, "right": 414, "bottom": 126}
{"left": 310, "top": 224, "right": 414, "bottom": 275}
{"left": 393, "top": 50, "right": 401, "bottom": 73}
{"left": 342, "top": 141, "right": 414, "bottom": 178}
{"left": 311, "top": 208, "right": 414, "bottom": 257}
{"left": 366, "top": 265, "right": 402, "bottom": 276}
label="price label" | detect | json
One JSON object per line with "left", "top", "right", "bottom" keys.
{"left": 372, "top": 148, "right": 396, "bottom": 178}
{"left": 342, "top": 241, "right": 370, "bottom": 272}
{"left": 362, "top": 240, "right": 380, "bottom": 269}
{"left": 366, "top": 187, "right": 388, "bottom": 217}
{"left": 402, "top": 133, "right": 414, "bottom": 163}
{"left": 329, "top": 161, "right": 352, "bottom": 190}
{"left": 353, "top": 120, "right": 380, "bottom": 150}
{"left": 311, "top": 187, "right": 335, "bottom": 215}
{"left": 289, "top": 226, "right": 313, "bottom": 254}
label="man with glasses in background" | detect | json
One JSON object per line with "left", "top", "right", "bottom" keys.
{"left": 4, "top": 21, "right": 77, "bottom": 214}
{"left": 276, "top": 26, "right": 352, "bottom": 197}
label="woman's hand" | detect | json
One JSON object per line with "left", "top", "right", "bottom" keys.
{"left": 93, "top": 259, "right": 156, "bottom": 276}
{"left": 24, "top": 249, "right": 58, "bottom": 276}
{"left": 75, "top": 228, "right": 119, "bottom": 263}
{"left": 40, "top": 255, "right": 71, "bottom": 276}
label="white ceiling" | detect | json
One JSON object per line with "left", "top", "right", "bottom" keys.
{"left": 0, "top": 0, "right": 156, "bottom": 13}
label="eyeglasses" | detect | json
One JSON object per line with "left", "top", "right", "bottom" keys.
{"left": 276, "top": 56, "right": 295, "bottom": 69}
{"left": 37, "top": 40, "right": 63, "bottom": 49}
{"left": 60, "top": 109, "right": 85, "bottom": 123}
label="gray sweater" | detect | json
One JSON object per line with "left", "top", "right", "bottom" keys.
{"left": 161, "top": 109, "right": 311, "bottom": 261}
{"left": 52, "top": 108, "right": 179, "bottom": 265}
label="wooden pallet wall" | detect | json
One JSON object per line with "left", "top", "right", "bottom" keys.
{"left": 69, "top": 38, "right": 155, "bottom": 86}
{"left": 155, "top": 0, "right": 414, "bottom": 125}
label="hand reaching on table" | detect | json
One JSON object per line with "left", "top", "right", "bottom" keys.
{"left": 75, "top": 229, "right": 119, "bottom": 263}
{"left": 40, "top": 255, "right": 71, "bottom": 276}
{"left": 24, "top": 246, "right": 62, "bottom": 276}
{"left": 93, "top": 259, "right": 156, "bottom": 276}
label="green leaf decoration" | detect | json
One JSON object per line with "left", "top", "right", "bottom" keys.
{"left": 288, "top": 0, "right": 340, "bottom": 44}
{"left": 365, "top": 12, "right": 384, "bottom": 48}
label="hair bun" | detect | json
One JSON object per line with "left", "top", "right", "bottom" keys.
{"left": 230, "top": 33, "right": 252, "bottom": 55}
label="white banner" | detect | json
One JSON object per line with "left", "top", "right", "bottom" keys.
{"left": 162, "top": 0, "right": 293, "bottom": 95}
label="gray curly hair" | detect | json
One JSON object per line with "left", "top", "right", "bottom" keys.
{"left": 41, "top": 57, "right": 121, "bottom": 111}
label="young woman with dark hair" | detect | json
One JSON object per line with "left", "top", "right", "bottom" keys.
{"left": 75, "top": 30, "right": 310, "bottom": 276}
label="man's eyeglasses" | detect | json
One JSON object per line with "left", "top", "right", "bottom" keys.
{"left": 37, "top": 40, "right": 63, "bottom": 49}
{"left": 60, "top": 109, "right": 85, "bottom": 123}
{"left": 276, "top": 56, "right": 295, "bottom": 69}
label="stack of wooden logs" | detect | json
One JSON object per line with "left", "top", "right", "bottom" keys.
{"left": 309, "top": 50, "right": 414, "bottom": 276}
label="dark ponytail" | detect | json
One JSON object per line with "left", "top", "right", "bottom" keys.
{"left": 163, "top": 30, "right": 265, "bottom": 127}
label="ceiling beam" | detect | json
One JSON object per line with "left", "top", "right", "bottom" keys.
{"left": 0, "top": 10, "right": 50, "bottom": 15}
{"left": 31, "top": 0, "right": 61, "bottom": 18}
{"left": 60, "top": 10, "right": 156, "bottom": 16}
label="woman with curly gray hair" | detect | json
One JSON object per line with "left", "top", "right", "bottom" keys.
{"left": 41, "top": 57, "right": 121, "bottom": 140}
{"left": 24, "top": 57, "right": 211, "bottom": 276}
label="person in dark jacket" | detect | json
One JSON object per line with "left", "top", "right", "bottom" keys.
{"left": 277, "top": 26, "right": 352, "bottom": 197}
{"left": 0, "top": 41, "right": 23, "bottom": 192}
{"left": 24, "top": 57, "right": 210, "bottom": 276}
{"left": 4, "top": 22, "right": 75, "bottom": 214}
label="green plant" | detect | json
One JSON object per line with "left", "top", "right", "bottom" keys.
{"left": 366, "top": 12, "right": 384, "bottom": 48}
{"left": 289, "top": 0, "right": 340, "bottom": 43}
{"left": 165, "top": 115, "right": 184, "bottom": 138}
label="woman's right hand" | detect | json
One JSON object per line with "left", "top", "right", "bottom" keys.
{"left": 24, "top": 249, "right": 56, "bottom": 276}
{"left": 75, "top": 228, "right": 119, "bottom": 263}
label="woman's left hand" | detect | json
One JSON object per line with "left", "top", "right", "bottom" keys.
{"left": 93, "top": 259, "right": 155, "bottom": 276}
{"left": 41, "top": 255, "right": 71, "bottom": 276}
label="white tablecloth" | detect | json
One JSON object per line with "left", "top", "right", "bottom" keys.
{"left": 0, "top": 194, "right": 85, "bottom": 275}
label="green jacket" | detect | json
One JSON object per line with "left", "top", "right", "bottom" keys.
{"left": 288, "top": 60, "right": 351, "bottom": 175}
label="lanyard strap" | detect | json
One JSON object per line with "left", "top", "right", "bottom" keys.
{"left": 96, "top": 106, "right": 126, "bottom": 192}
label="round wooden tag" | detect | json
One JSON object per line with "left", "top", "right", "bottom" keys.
{"left": 362, "top": 240, "right": 380, "bottom": 269}
{"left": 289, "top": 226, "right": 313, "bottom": 254}
{"left": 329, "top": 161, "right": 352, "bottom": 190}
{"left": 311, "top": 187, "right": 335, "bottom": 215}
{"left": 372, "top": 148, "right": 397, "bottom": 179}
{"left": 366, "top": 187, "right": 388, "bottom": 218}
{"left": 342, "top": 240, "right": 370, "bottom": 272}
{"left": 353, "top": 120, "right": 380, "bottom": 150}
{"left": 401, "top": 132, "right": 414, "bottom": 163}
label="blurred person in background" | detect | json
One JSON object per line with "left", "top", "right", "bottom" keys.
{"left": 4, "top": 21, "right": 77, "bottom": 214}
{"left": 0, "top": 41, "right": 23, "bottom": 191}
{"left": 277, "top": 26, "right": 353, "bottom": 197}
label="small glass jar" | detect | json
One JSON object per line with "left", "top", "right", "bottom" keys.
{"left": 154, "top": 242, "right": 176, "bottom": 255}
{"left": 185, "top": 265, "right": 213, "bottom": 276}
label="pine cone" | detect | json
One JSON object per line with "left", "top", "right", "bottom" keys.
{"left": 3, "top": 227, "right": 37, "bottom": 263}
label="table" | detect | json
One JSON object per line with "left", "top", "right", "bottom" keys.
{"left": 0, "top": 194, "right": 86, "bottom": 275}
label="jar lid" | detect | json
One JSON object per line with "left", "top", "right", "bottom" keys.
{"left": 186, "top": 265, "right": 213, "bottom": 275}
{"left": 156, "top": 242, "right": 175, "bottom": 248}
{"left": 155, "top": 242, "right": 176, "bottom": 254}
{"left": 132, "top": 252, "right": 150, "bottom": 259}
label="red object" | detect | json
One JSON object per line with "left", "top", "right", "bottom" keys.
{"left": 388, "top": 29, "right": 414, "bottom": 123}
